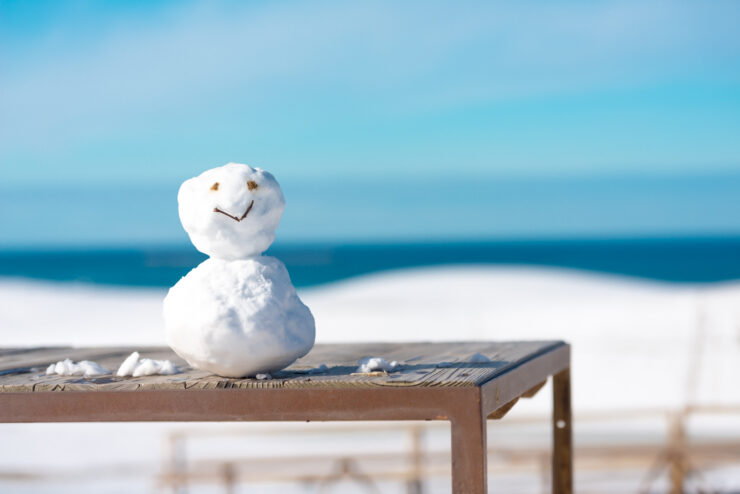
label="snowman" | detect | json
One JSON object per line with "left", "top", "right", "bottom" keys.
{"left": 163, "top": 163, "right": 315, "bottom": 377}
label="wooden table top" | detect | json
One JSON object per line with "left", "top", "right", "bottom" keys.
{"left": 0, "top": 341, "right": 565, "bottom": 393}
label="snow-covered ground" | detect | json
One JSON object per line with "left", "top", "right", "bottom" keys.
{"left": 1, "top": 265, "right": 739, "bottom": 492}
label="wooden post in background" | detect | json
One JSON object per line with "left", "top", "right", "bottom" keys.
{"left": 668, "top": 413, "right": 687, "bottom": 494}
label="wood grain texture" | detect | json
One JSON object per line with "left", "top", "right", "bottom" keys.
{"left": 0, "top": 341, "right": 564, "bottom": 393}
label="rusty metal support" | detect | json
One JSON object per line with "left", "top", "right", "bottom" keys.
{"left": 552, "top": 368, "right": 573, "bottom": 494}
{"left": 481, "top": 345, "right": 570, "bottom": 417}
{"left": 450, "top": 393, "right": 487, "bottom": 494}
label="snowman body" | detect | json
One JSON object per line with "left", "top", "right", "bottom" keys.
{"left": 163, "top": 163, "right": 315, "bottom": 377}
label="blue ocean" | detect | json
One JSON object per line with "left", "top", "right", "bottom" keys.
{"left": 2, "top": 173, "right": 740, "bottom": 287}
{"left": 1, "top": 237, "right": 739, "bottom": 288}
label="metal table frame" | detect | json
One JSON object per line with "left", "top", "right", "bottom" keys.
{"left": 0, "top": 343, "right": 571, "bottom": 494}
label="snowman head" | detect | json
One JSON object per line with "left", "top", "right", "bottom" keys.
{"left": 178, "top": 163, "right": 285, "bottom": 259}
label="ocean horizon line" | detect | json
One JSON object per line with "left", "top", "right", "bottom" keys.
{"left": 1, "top": 235, "right": 739, "bottom": 288}
{"left": 2, "top": 232, "right": 740, "bottom": 252}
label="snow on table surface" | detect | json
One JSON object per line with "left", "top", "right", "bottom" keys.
{"left": 0, "top": 341, "right": 564, "bottom": 392}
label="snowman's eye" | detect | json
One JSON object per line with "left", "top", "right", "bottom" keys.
{"left": 210, "top": 182, "right": 219, "bottom": 191}
{"left": 247, "top": 181, "right": 259, "bottom": 191}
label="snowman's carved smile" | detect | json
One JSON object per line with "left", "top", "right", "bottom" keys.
{"left": 213, "top": 200, "right": 254, "bottom": 222}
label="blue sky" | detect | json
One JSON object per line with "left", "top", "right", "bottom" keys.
{"left": 1, "top": 1, "right": 740, "bottom": 244}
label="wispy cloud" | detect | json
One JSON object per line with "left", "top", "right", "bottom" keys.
{"left": 1, "top": 0, "right": 739, "bottom": 183}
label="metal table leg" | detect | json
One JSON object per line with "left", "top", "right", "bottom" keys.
{"left": 553, "top": 368, "right": 573, "bottom": 494}
{"left": 451, "top": 398, "right": 488, "bottom": 493}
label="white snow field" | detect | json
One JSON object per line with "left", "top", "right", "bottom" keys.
{"left": 1, "top": 265, "right": 739, "bottom": 493}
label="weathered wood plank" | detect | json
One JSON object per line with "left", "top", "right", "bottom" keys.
{"left": 0, "top": 341, "right": 564, "bottom": 393}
